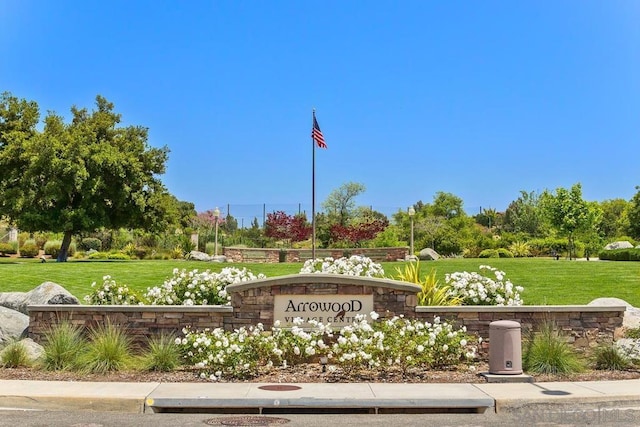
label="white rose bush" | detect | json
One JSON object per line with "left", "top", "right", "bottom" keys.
{"left": 300, "top": 255, "right": 385, "bottom": 277}
{"left": 177, "top": 312, "right": 478, "bottom": 380}
{"left": 145, "top": 267, "right": 265, "bottom": 305}
{"left": 84, "top": 275, "right": 143, "bottom": 305}
{"left": 85, "top": 267, "right": 265, "bottom": 306}
{"left": 445, "top": 265, "right": 524, "bottom": 306}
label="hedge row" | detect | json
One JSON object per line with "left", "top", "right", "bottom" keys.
{"left": 599, "top": 248, "right": 640, "bottom": 261}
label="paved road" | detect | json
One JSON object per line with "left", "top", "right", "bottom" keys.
{"left": 3, "top": 409, "right": 640, "bottom": 427}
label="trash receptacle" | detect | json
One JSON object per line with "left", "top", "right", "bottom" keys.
{"left": 488, "top": 320, "right": 522, "bottom": 375}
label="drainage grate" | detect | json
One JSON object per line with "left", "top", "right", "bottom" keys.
{"left": 257, "top": 385, "right": 301, "bottom": 391}
{"left": 204, "top": 416, "right": 290, "bottom": 426}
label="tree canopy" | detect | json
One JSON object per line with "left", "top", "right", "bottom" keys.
{"left": 0, "top": 92, "right": 171, "bottom": 261}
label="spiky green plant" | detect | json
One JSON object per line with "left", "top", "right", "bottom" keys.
{"left": 41, "top": 322, "right": 86, "bottom": 371}
{"left": 394, "top": 261, "right": 462, "bottom": 306}
{"left": 0, "top": 340, "right": 32, "bottom": 368}
{"left": 523, "top": 322, "right": 584, "bottom": 374}
{"left": 138, "top": 333, "right": 182, "bottom": 372}
{"left": 593, "top": 345, "right": 630, "bottom": 371}
{"left": 79, "top": 319, "right": 134, "bottom": 374}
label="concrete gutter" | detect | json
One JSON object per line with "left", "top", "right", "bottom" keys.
{"left": 1, "top": 379, "right": 639, "bottom": 416}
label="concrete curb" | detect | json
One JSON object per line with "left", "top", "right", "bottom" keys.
{"left": 1, "top": 379, "right": 639, "bottom": 416}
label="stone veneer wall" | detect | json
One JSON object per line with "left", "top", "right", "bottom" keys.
{"left": 416, "top": 306, "right": 625, "bottom": 350}
{"left": 28, "top": 274, "right": 625, "bottom": 349}
{"left": 28, "top": 305, "right": 234, "bottom": 346}
{"left": 222, "top": 247, "right": 408, "bottom": 263}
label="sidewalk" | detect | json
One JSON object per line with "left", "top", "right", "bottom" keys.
{"left": 1, "top": 379, "right": 640, "bottom": 416}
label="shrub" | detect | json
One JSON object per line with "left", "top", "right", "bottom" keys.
{"left": 1, "top": 340, "right": 32, "bottom": 368}
{"left": 527, "top": 237, "right": 568, "bottom": 257}
{"left": 393, "top": 261, "right": 461, "bottom": 306}
{"left": 44, "top": 240, "right": 76, "bottom": 258}
{"left": 300, "top": 255, "right": 385, "bottom": 277}
{"left": 593, "top": 345, "right": 630, "bottom": 371}
{"left": 106, "top": 252, "right": 130, "bottom": 260}
{"left": 445, "top": 265, "right": 524, "bottom": 306}
{"left": 523, "top": 322, "right": 584, "bottom": 374}
{"left": 84, "top": 275, "right": 144, "bottom": 305}
{"left": 79, "top": 320, "right": 134, "bottom": 374}
{"left": 41, "top": 322, "right": 86, "bottom": 371}
{"left": 139, "top": 333, "right": 182, "bottom": 372}
{"left": 80, "top": 237, "right": 102, "bottom": 252}
{"left": 0, "top": 241, "right": 18, "bottom": 255}
{"left": 626, "top": 327, "right": 640, "bottom": 339}
{"left": 496, "top": 248, "right": 514, "bottom": 258}
{"left": 599, "top": 248, "right": 640, "bottom": 261}
{"left": 205, "top": 242, "right": 216, "bottom": 255}
{"left": 87, "top": 251, "right": 109, "bottom": 259}
{"left": 19, "top": 240, "right": 39, "bottom": 257}
{"left": 178, "top": 313, "right": 477, "bottom": 380}
{"left": 508, "top": 241, "right": 531, "bottom": 258}
{"left": 145, "top": 267, "right": 265, "bottom": 305}
{"left": 478, "top": 249, "right": 499, "bottom": 258}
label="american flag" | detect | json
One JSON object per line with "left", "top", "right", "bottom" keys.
{"left": 312, "top": 112, "right": 327, "bottom": 148}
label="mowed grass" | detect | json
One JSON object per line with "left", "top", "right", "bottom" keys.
{"left": 0, "top": 257, "right": 638, "bottom": 306}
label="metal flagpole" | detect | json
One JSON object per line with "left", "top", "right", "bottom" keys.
{"left": 312, "top": 109, "right": 316, "bottom": 261}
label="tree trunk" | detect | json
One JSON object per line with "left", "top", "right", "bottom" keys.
{"left": 57, "top": 230, "right": 73, "bottom": 262}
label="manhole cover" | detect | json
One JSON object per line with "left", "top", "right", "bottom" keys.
{"left": 258, "top": 385, "right": 301, "bottom": 391}
{"left": 205, "top": 416, "right": 290, "bottom": 426}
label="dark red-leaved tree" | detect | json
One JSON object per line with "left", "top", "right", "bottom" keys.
{"left": 330, "top": 218, "right": 388, "bottom": 246}
{"left": 265, "top": 211, "right": 311, "bottom": 245}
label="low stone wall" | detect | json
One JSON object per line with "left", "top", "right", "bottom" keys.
{"left": 223, "top": 247, "right": 408, "bottom": 263}
{"left": 27, "top": 274, "right": 626, "bottom": 350}
{"left": 27, "top": 305, "right": 233, "bottom": 346}
{"left": 416, "top": 305, "right": 626, "bottom": 351}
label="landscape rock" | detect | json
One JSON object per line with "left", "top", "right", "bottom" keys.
{"left": 588, "top": 298, "right": 640, "bottom": 329}
{"left": 188, "top": 250, "right": 212, "bottom": 261}
{"left": 604, "top": 241, "right": 634, "bottom": 250}
{"left": 418, "top": 248, "right": 440, "bottom": 261}
{"left": 0, "top": 306, "right": 29, "bottom": 346}
{"left": 0, "top": 282, "right": 79, "bottom": 315}
{"left": 210, "top": 255, "right": 227, "bottom": 263}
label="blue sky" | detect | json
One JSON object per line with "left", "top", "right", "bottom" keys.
{"left": 2, "top": 1, "right": 639, "bottom": 224}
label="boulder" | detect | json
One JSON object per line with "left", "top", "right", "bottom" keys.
{"left": 0, "top": 306, "right": 29, "bottom": 346}
{"left": 0, "top": 282, "right": 78, "bottom": 315}
{"left": 0, "top": 338, "right": 44, "bottom": 363}
{"left": 418, "top": 248, "right": 440, "bottom": 261}
{"left": 188, "top": 250, "right": 212, "bottom": 261}
{"left": 604, "top": 241, "right": 634, "bottom": 250}
{"left": 210, "top": 255, "right": 227, "bottom": 263}
{"left": 588, "top": 298, "right": 640, "bottom": 329}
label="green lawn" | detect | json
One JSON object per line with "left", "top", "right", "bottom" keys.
{"left": 0, "top": 257, "right": 638, "bottom": 306}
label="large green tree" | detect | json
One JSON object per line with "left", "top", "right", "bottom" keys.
{"left": 541, "top": 183, "right": 601, "bottom": 259}
{"left": 321, "top": 181, "right": 366, "bottom": 226}
{"left": 628, "top": 186, "right": 640, "bottom": 240}
{"left": 0, "top": 93, "right": 170, "bottom": 261}
{"left": 503, "top": 190, "right": 545, "bottom": 236}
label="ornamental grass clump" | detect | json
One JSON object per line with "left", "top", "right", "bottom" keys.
{"left": 79, "top": 320, "right": 135, "bottom": 374}
{"left": 41, "top": 322, "right": 86, "bottom": 371}
{"left": 145, "top": 267, "right": 265, "bottom": 306}
{"left": 445, "top": 265, "right": 524, "bottom": 306}
{"left": 593, "top": 345, "right": 631, "bottom": 371}
{"left": 523, "top": 322, "right": 584, "bottom": 374}
{"left": 300, "top": 255, "right": 384, "bottom": 277}
{"left": 84, "top": 275, "right": 144, "bottom": 305}
{"left": 138, "top": 333, "right": 183, "bottom": 372}
{"left": 0, "top": 340, "right": 32, "bottom": 368}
